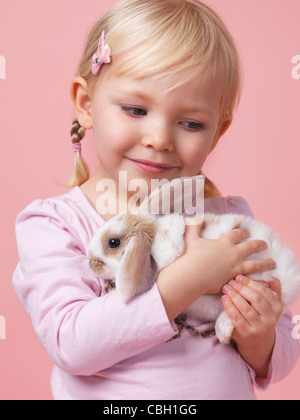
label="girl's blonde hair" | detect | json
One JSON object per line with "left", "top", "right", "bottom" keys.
{"left": 67, "top": 0, "right": 242, "bottom": 197}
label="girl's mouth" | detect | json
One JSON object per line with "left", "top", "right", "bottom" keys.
{"left": 128, "top": 158, "right": 177, "bottom": 174}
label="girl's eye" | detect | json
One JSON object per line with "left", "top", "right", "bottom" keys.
{"left": 122, "top": 106, "right": 147, "bottom": 117}
{"left": 107, "top": 238, "right": 122, "bottom": 249}
{"left": 180, "top": 121, "right": 204, "bottom": 131}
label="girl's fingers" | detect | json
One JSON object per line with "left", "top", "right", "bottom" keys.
{"left": 228, "top": 276, "right": 283, "bottom": 315}
{"left": 222, "top": 230, "right": 277, "bottom": 278}
{"left": 238, "top": 239, "right": 268, "bottom": 258}
{"left": 222, "top": 276, "right": 284, "bottom": 341}
{"left": 224, "top": 281, "right": 271, "bottom": 317}
{"left": 184, "top": 217, "right": 203, "bottom": 239}
{"left": 221, "top": 294, "right": 251, "bottom": 329}
{"left": 235, "top": 275, "right": 283, "bottom": 308}
{"left": 267, "top": 278, "right": 282, "bottom": 302}
{"left": 222, "top": 283, "right": 262, "bottom": 322}
{"left": 222, "top": 228, "right": 249, "bottom": 244}
{"left": 241, "top": 258, "right": 276, "bottom": 276}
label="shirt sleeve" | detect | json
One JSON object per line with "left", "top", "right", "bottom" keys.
{"left": 225, "top": 196, "right": 254, "bottom": 218}
{"left": 12, "top": 199, "right": 175, "bottom": 376}
{"left": 247, "top": 309, "right": 300, "bottom": 390}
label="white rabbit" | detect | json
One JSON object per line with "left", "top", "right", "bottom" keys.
{"left": 88, "top": 176, "right": 300, "bottom": 344}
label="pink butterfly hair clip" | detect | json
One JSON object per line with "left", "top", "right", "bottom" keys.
{"left": 91, "top": 31, "right": 112, "bottom": 75}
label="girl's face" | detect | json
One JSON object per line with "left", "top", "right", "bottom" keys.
{"left": 90, "top": 70, "right": 225, "bottom": 197}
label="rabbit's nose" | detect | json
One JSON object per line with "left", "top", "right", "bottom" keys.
{"left": 89, "top": 255, "right": 106, "bottom": 275}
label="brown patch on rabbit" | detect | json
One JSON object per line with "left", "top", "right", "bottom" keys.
{"left": 125, "top": 214, "right": 157, "bottom": 243}
{"left": 89, "top": 256, "right": 106, "bottom": 275}
{"left": 99, "top": 214, "right": 157, "bottom": 261}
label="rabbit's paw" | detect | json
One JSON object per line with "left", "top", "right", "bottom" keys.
{"left": 215, "top": 311, "right": 234, "bottom": 344}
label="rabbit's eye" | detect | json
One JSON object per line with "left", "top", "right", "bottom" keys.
{"left": 108, "top": 238, "right": 121, "bottom": 249}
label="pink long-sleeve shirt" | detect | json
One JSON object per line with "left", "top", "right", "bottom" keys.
{"left": 12, "top": 187, "right": 299, "bottom": 400}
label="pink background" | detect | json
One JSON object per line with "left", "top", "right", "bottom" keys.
{"left": 1, "top": 0, "right": 300, "bottom": 400}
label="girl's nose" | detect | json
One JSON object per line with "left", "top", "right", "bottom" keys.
{"left": 141, "top": 124, "right": 174, "bottom": 152}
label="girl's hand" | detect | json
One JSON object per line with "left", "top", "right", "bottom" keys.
{"left": 221, "top": 276, "right": 283, "bottom": 377}
{"left": 157, "top": 219, "right": 276, "bottom": 322}
{"left": 182, "top": 220, "right": 276, "bottom": 295}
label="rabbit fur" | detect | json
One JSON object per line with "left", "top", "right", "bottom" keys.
{"left": 88, "top": 176, "right": 300, "bottom": 344}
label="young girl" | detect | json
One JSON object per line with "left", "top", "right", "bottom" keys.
{"left": 13, "top": 0, "right": 299, "bottom": 400}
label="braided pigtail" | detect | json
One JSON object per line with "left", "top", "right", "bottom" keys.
{"left": 64, "top": 119, "right": 90, "bottom": 188}
{"left": 200, "top": 171, "right": 221, "bottom": 198}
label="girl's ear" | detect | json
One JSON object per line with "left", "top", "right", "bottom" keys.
{"left": 70, "top": 77, "right": 93, "bottom": 129}
{"left": 210, "top": 118, "right": 232, "bottom": 153}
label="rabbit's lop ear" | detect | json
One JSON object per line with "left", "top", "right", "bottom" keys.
{"left": 137, "top": 175, "right": 205, "bottom": 216}
{"left": 116, "top": 233, "right": 158, "bottom": 302}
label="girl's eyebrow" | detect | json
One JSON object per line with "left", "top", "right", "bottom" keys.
{"left": 117, "top": 89, "right": 214, "bottom": 116}
{"left": 117, "top": 89, "right": 153, "bottom": 102}
{"left": 181, "top": 105, "right": 214, "bottom": 117}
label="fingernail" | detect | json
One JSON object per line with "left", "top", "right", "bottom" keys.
{"left": 222, "top": 295, "right": 230, "bottom": 305}
{"left": 229, "top": 280, "right": 236, "bottom": 288}
{"left": 236, "top": 275, "right": 247, "bottom": 285}
{"left": 186, "top": 216, "right": 203, "bottom": 226}
{"left": 222, "top": 285, "right": 231, "bottom": 294}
